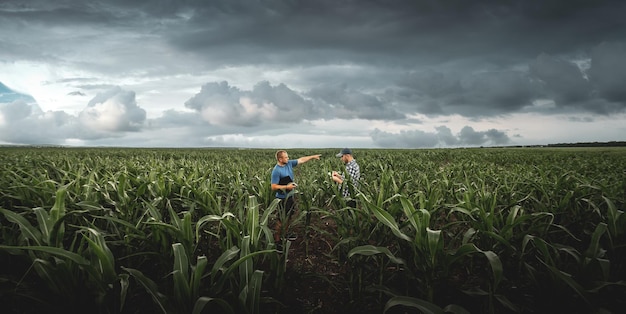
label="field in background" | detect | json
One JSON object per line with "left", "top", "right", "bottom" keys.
{"left": 1, "top": 147, "right": 625, "bottom": 313}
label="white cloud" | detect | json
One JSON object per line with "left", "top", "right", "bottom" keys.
{"left": 80, "top": 100, "right": 132, "bottom": 132}
{"left": 79, "top": 87, "right": 146, "bottom": 132}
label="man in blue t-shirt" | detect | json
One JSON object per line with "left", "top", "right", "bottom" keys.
{"left": 271, "top": 150, "right": 321, "bottom": 243}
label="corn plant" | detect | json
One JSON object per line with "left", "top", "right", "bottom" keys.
{"left": 170, "top": 242, "right": 232, "bottom": 314}
{"left": 521, "top": 222, "right": 626, "bottom": 313}
{"left": 351, "top": 193, "right": 505, "bottom": 313}
{"left": 0, "top": 214, "right": 131, "bottom": 312}
{"left": 1, "top": 146, "right": 625, "bottom": 313}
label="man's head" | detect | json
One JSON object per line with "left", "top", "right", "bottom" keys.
{"left": 336, "top": 148, "right": 353, "bottom": 163}
{"left": 335, "top": 148, "right": 352, "bottom": 158}
{"left": 276, "top": 150, "right": 289, "bottom": 165}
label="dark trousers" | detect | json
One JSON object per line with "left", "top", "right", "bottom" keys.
{"left": 279, "top": 196, "right": 296, "bottom": 218}
{"left": 274, "top": 196, "right": 296, "bottom": 241}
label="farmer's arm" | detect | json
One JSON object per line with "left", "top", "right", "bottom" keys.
{"left": 272, "top": 182, "right": 296, "bottom": 191}
{"left": 297, "top": 154, "right": 321, "bottom": 164}
{"left": 271, "top": 170, "right": 296, "bottom": 191}
{"left": 331, "top": 171, "right": 344, "bottom": 184}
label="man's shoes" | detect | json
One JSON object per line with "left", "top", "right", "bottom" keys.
{"left": 286, "top": 233, "right": 297, "bottom": 241}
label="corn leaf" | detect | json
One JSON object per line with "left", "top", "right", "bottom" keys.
{"left": 585, "top": 222, "right": 607, "bottom": 258}
{"left": 383, "top": 296, "right": 445, "bottom": 314}
{"left": 119, "top": 273, "right": 130, "bottom": 313}
{"left": 239, "top": 236, "right": 253, "bottom": 289}
{"left": 348, "top": 245, "right": 406, "bottom": 265}
{"left": 33, "top": 207, "right": 52, "bottom": 245}
{"left": 211, "top": 246, "right": 240, "bottom": 280}
{"left": 191, "top": 255, "right": 208, "bottom": 300}
{"left": 426, "top": 228, "right": 443, "bottom": 266}
{"left": 82, "top": 227, "right": 117, "bottom": 283}
{"left": 246, "top": 196, "right": 260, "bottom": 247}
{"left": 122, "top": 267, "right": 168, "bottom": 314}
{"left": 240, "top": 270, "right": 263, "bottom": 314}
{"left": 172, "top": 243, "right": 190, "bottom": 297}
{"left": 192, "top": 296, "right": 234, "bottom": 314}
{"left": 0, "top": 208, "right": 43, "bottom": 246}
{"left": 0, "top": 245, "right": 89, "bottom": 265}
{"left": 214, "top": 249, "right": 274, "bottom": 293}
{"left": 361, "top": 195, "right": 411, "bottom": 242}
{"left": 196, "top": 212, "right": 237, "bottom": 242}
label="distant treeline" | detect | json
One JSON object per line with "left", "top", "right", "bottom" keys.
{"left": 545, "top": 141, "right": 626, "bottom": 147}
{"left": 490, "top": 141, "right": 626, "bottom": 149}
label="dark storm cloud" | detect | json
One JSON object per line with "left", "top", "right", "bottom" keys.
{"left": 435, "top": 126, "right": 460, "bottom": 146}
{"left": 3, "top": 0, "right": 625, "bottom": 68}
{"left": 458, "top": 126, "right": 510, "bottom": 146}
{"left": 163, "top": 0, "right": 625, "bottom": 120}
{"left": 307, "top": 83, "right": 404, "bottom": 120}
{"left": 397, "top": 70, "right": 537, "bottom": 117}
{"left": 529, "top": 54, "right": 591, "bottom": 106}
{"left": 588, "top": 42, "right": 626, "bottom": 104}
{"left": 528, "top": 42, "right": 626, "bottom": 114}
{"left": 458, "top": 71, "right": 536, "bottom": 114}
{"left": 159, "top": 0, "right": 626, "bottom": 67}
{"left": 2, "top": 0, "right": 625, "bottom": 147}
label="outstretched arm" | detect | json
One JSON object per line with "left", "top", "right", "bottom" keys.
{"left": 297, "top": 154, "right": 321, "bottom": 164}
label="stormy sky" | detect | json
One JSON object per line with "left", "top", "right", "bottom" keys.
{"left": 1, "top": 0, "right": 625, "bottom": 148}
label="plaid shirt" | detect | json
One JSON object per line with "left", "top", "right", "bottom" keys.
{"left": 341, "top": 159, "right": 360, "bottom": 197}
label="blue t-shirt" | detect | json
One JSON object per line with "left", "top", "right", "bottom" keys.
{"left": 271, "top": 159, "right": 298, "bottom": 199}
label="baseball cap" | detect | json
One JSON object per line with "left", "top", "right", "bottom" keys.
{"left": 336, "top": 148, "right": 352, "bottom": 157}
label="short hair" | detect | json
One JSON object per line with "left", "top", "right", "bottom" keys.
{"left": 276, "top": 150, "right": 286, "bottom": 161}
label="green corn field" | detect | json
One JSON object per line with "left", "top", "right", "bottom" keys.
{"left": 1, "top": 146, "right": 625, "bottom": 314}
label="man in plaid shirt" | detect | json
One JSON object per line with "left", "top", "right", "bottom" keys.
{"left": 332, "top": 148, "right": 361, "bottom": 207}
